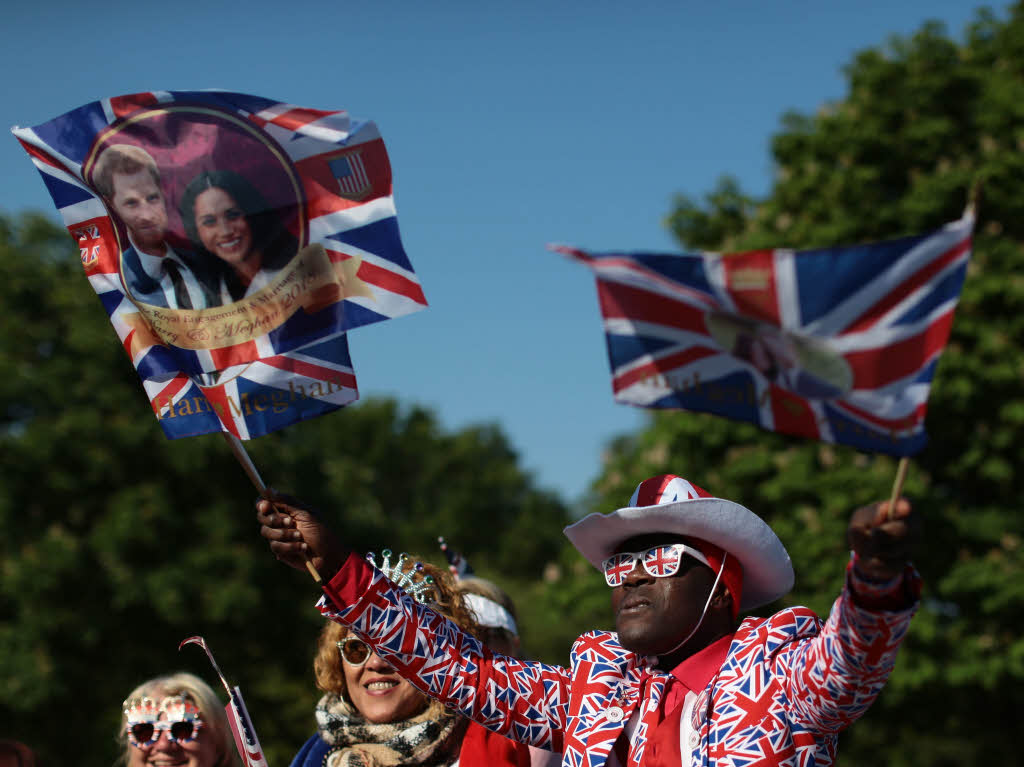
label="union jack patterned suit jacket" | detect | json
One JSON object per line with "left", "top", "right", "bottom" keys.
{"left": 320, "top": 552, "right": 918, "bottom": 767}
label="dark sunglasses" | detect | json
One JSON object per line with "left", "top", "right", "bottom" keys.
{"left": 337, "top": 636, "right": 373, "bottom": 666}
{"left": 125, "top": 695, "right": 203, "bottom": 748}
{"left": 128, "top": 719, "right": 199, "bottom": 746}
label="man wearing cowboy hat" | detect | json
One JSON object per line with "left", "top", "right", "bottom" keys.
{"left": 258, "top": 474, "right": 919, "bottom": 767}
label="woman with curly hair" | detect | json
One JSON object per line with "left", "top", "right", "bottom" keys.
{"left": 291, "top": 553, "right": 530, "bottom": 767}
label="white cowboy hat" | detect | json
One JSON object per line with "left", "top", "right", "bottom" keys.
{"left": 564, "top": 474, "right": 794, "bottom": 610}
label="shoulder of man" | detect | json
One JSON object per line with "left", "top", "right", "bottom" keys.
{"left": 733, "top": 606, "right": 823, "bottom": 656}
{"left": 119, "top": 244, "right": 166, "bottom": 298}
{"left": 568, "top": 630, "right": 631, "bottom": 667}
{"left": 119, "top": 244, "right": 147, "bottom": 282}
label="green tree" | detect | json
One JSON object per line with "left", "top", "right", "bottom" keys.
{"left": 0, "top": 210, "right": 570, "bottom": 766}
{"left": 581, "top": 5, "right": 1024, "bottom": 765}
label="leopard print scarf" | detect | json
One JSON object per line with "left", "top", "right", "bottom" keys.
{"left": 315, "top": 692, "right": 466, "bottom": 767}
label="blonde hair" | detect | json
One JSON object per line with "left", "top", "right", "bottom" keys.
{"left": 92, "top": 144, "right": 161, "bottom": 199}
{"left": 313, "top": 556, "right": 478, "bottom": 700}
{"left": 118, "top": 672, "right": 236, "bottom": 767}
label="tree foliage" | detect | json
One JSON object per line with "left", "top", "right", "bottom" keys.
{"left": 0, "top": 211, "right": 569, "bottom": 766}
{"left": 590, "top": 5, "right": 1024, "bottom": 764}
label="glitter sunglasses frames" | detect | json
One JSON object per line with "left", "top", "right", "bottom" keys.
{"left": 125, "top": 696, "right": 203, "bottom": 747}
{"left": 601, "top": 543, "right": 710, "bottom": 587}
{"left": 336, "top": 636, "right": 373, "bottom": 666}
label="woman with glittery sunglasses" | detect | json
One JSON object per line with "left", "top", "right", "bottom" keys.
{"left": 119, "top": 672, "right": 236, "bottom": 767}
{"left": 290, "top": 553, "right": 533, "bottom": 767}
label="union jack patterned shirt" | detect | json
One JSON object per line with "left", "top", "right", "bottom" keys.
{"left": 318, "top": 552, "right": 919, "bottom": 767}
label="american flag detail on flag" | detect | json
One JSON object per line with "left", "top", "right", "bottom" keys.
{"left": 554, "top": 213, "right": 973, "bottom": 455}
{"left": 225, "top": 686, "right": 269, "bottom": 767}
{"left": 12, "top": 91, "right": 428, "bottom": 439}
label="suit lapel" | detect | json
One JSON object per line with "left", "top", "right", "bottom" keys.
{"left": 566, "top": 632, "right": 675, "bottom": 767}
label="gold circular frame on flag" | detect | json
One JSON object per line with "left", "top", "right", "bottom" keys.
{"left": 82, "top": 103, "right": 307, "bottom": 308}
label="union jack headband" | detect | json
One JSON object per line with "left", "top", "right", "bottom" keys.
{"left": 564, "top": 474, "right": 794, "bottom": 610}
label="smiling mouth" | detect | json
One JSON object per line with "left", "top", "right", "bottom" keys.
{"left": 366, "top": 680, "right": 400, "bottom": 691}
{"left": 148, "top": 759, "right": 188, "bottom": 766}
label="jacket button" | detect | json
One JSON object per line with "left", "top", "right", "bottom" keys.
{"left": 606, "top": 706, "right": 624, "bottom": 722}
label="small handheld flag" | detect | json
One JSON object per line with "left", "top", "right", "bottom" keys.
{"left": 556, "top": 213, "right": 974, "bottom": 455}
{"left": 180, "top": 636, "right": 269, "bottom": 767}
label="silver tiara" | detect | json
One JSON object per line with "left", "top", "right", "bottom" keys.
{"left": 366, "top": 549, "right": 436, "bottom": 604}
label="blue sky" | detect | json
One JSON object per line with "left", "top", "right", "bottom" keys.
{"left": 3, "top": 1, "right": 997, "bottom": 505}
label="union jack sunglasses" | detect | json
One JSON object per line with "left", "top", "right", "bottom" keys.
{"left": 602, "top": 543, "right": 710, "bottom": 587}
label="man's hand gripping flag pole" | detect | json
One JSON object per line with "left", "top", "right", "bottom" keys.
{"left": 223, "top": 433, "right": 322, "bottom": 584}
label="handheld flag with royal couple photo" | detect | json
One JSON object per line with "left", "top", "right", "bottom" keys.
{"left": 13, "top": 90, "right": 433, "bottom": 763}
{"left": 13, "top": 90, "right": 428, "bottom": 442}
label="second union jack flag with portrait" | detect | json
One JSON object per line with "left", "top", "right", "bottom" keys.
{"left": 555, "top": 214, "right": 973, "bottom": 455}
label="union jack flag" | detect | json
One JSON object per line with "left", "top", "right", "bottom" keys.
{"left": 13, "top": 91, "right": 429, "bottom": 439}
{"left": 140, "top": 333, "right": 357, "bottom": 439}
{"left": 555, "top": 213, "right": 973, "bottom": 455}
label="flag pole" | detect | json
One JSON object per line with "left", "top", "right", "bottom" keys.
{"left": 967, "top": 177, "right": 982, "bottom": 218}
{"left": 222, "top": 432, "right": 323, "bottom": 584}
{"left": 887, "top": 457, "right": 910, "bottom": 521}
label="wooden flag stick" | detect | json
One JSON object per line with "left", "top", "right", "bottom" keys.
{"left": 222, "top": 433, "right": 323, "bottom": 584}
{"left": 967, "top": 177, "right": 982, "bottom": 218}
{"left": 887, "top": 457, "right": 910, "bottom": 521}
